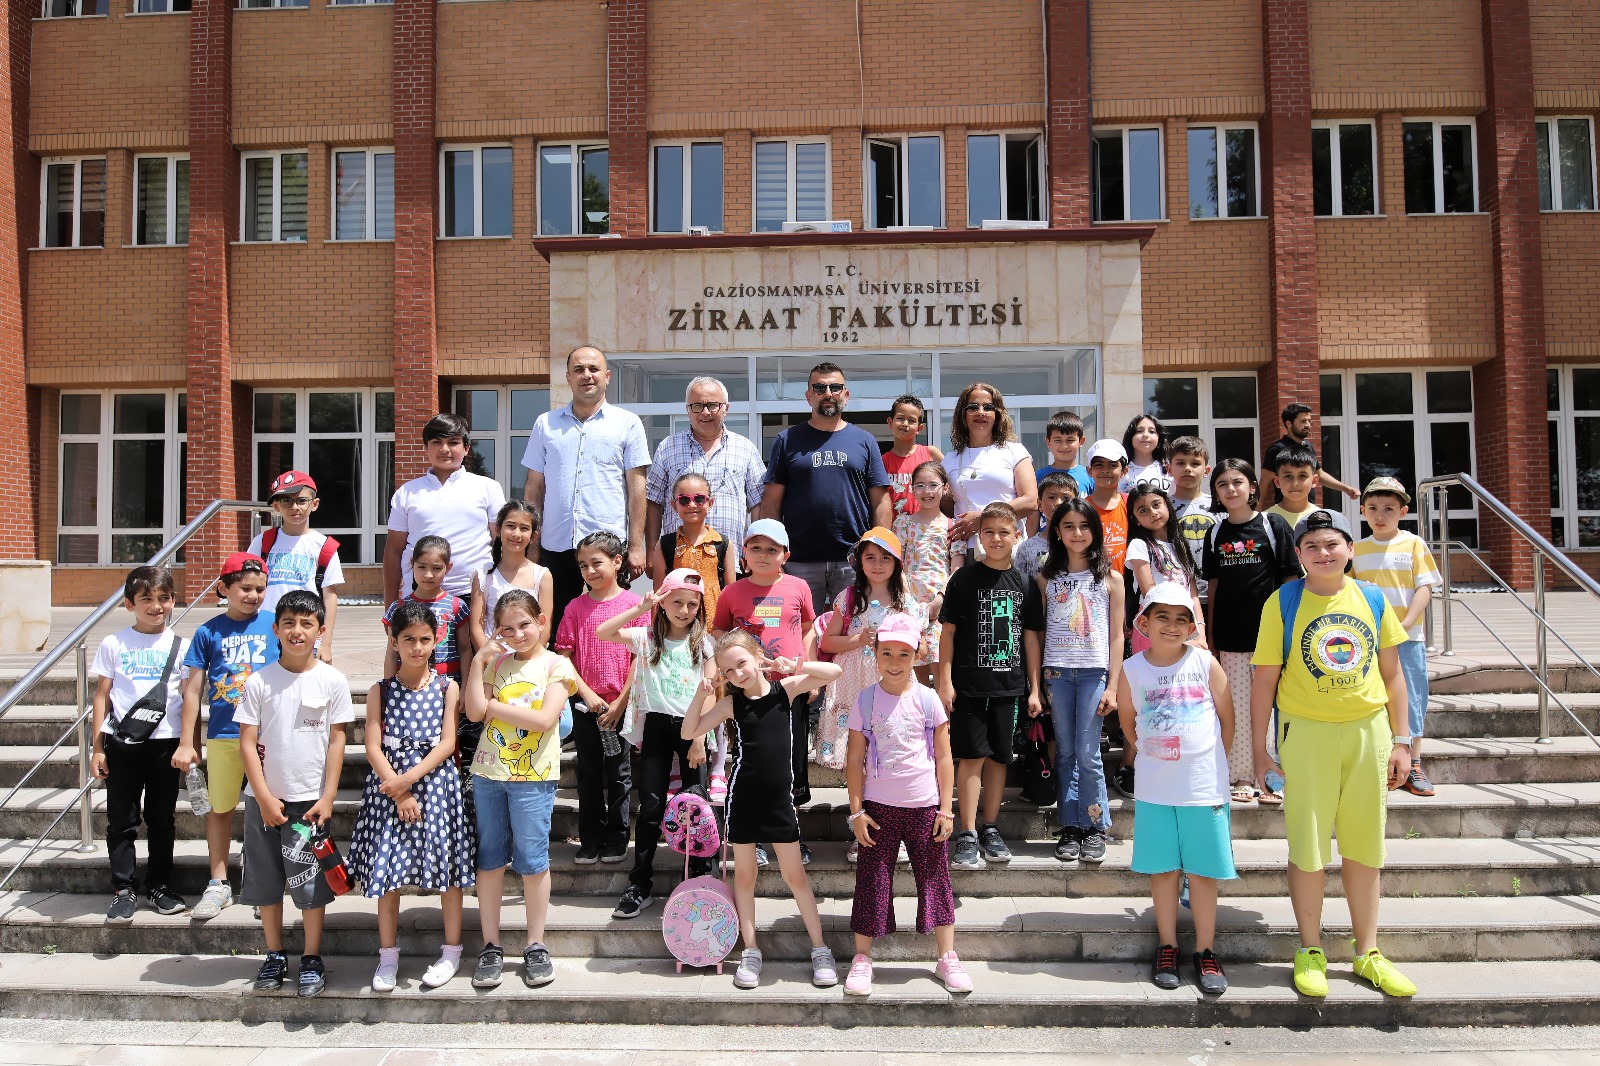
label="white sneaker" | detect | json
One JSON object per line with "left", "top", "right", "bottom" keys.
{"left": 811, "top": 946, "right": 838, "bottom": 988}
{"left": 733, "top": 949, "right": 763, "bottom": 989}
{"left": 190, "top": 881, "right": 233, "bottom": 922}
{"left": 421, "top": 953, "right": 461, "bottom": 988}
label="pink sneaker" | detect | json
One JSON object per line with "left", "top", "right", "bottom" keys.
{"left": 935, "top": 951, "right": 973, "bottom": 993}
{"left": 844, "top": 953, "right": 873, "bottom": 997}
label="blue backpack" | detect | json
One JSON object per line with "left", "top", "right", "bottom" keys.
{"left": 1276, "top": 578, "right": 1390, "bottom": 663}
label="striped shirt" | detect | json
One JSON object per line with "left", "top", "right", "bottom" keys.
{"left": 1351, "top": 530, "right": 1442, "bottom": 641}
{"left": 646, "top": 428, "right": 767, "bottom": 545}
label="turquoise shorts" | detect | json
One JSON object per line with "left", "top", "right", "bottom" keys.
{"left": 1129, "top": 800, "right": 1238, "bottom": 881}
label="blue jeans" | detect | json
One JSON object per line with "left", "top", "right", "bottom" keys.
{"left": 1398, "top": 639, "right": 1428, "bottom": 738}
{"left": 473, "top": 776, "right": 558, "bottom": 875}
{"left": 1047, "top": 667, "right": 1111, "bottom": 831}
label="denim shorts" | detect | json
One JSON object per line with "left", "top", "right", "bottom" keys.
{"left": 473, "top": 776, "right": 557, "bottom": 875}
{"left": 1397, "top": 639, "right": 1428, "bottom": 738}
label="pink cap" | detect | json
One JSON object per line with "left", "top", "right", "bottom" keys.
{"left": 656, "top": 567, "right": 706, "bottom": 599}
{"left": 874, "top": 612, "right": 922, "bottom": 649}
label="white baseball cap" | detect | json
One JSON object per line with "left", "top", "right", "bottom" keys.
{"left": 1137, "top": 582, "right": 1195, "bottom": 620}
{"left": 1085, "top": 438, "right": 1128, "bottom": 465}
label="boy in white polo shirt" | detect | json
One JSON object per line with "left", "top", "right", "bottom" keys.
{"left": 383, "top": 412, "right": 507, "bottom": 607}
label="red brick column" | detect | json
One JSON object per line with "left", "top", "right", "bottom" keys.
{"left": 184, "top": 0, "right": 241, "bottom": 599}
{"left": 1258, "top": 0, "right": 1319, "bottom": 502}
{"left": 392, "top": 0, "right": 439, "bottom": 478}
{"left": 1043, "top": 0, "right": 1090, "bottom": 228}
{"left": 0, "top": 0, "right": 37, "bottom": 558}
{"left": 607, "top": 0, "right": 647, "bottom": 237}
{"left": 1473, "top": 0, "right": 1548, "bottom": 588}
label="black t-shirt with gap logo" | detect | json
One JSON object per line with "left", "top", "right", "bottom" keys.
{"left": 938, "top": 562, "right": 1046, "bottom": 698}
{"left": 1201, "top": 512, "right": 1299, "bottom": 653}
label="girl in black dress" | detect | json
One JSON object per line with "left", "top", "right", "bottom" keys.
{"left": 683, "top": 631, "right": 842, "bottom": 991}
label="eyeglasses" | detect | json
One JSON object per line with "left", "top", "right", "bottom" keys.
{"left": 810, "top": 382, "right": 847, "bottom": 394}
{"left": 911, "top": 481, "right": 944, "bottom": 492}
{"left": 964, "top": 402, "right": 998, "bottom": 414}
{"left": 676, "top": 494, "right": 711, "bottom": 507}
{"left": 686, "top": 402, "right": 726, "bottom": 414}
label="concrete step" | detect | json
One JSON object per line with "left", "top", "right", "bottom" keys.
{"left": 4, "top": 835, "right": 1597, "bottom": 901}
{"left": 0, "top": 950, "right": 1594, "bottom": 1027}
{"left": 1424, "top": 692, "right": 1600, "bottom": 741}
{"left": 3, "top": 889, "right": 1594, "bottom": 964}
{"left": 1429, "top": 658, "right": 1600, "bottom": 697}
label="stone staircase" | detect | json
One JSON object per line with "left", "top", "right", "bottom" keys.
{"left": 1, "top": 657, "right": 1598, "bottom": 1028}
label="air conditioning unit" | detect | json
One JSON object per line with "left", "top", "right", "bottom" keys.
{"left": 688, "top": 226, "right": 712, "bottom": 236}
{"left": 980, "top": 219, "right": 1049, "bottom": 230}
{"left": 782, "top": 220, "right": 852, "bottom": 233}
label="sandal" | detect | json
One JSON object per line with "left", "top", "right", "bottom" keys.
{"left": 1230, "top": 785, "right": 1258, "bottom": 806}
{"left": 1257, "top": 788, "right": 1284, "bottom": 806}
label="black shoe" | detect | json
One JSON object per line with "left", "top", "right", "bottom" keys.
{"left": 978, "top": 824, "right": 1012, "bottom": 863}
{"left": 949, "top": 830, "right": 983, "bottom": 870}
{"left": 600, "top": 841, "right": 628, "bottom": 864}
{"left": 523, "top": 943, "right": 555, "bottom": 987}
{"left": 1053, "top": 826, "right": 1081, "bottom": 863}
{"left": 254, "top": 951, "right": 288, "bottom": 992}
{"left": 1151, "top": 944, "right": 1180, "bottom": 990}
{"left": 574, "top": 844, "right": 602, "bottom": 865}
{"left": 297, "top": 955, "right": 326, "bottom": 998}
{"left": 612, "top": 885, "right": 653, "bottom": 920}
{"left": 105, "top": 888, "right": 136, "bottom": 925}
{"left": 1114, "top": 764, "right": 1136, "bottom": 798}
{"left": 146, "top": 886, "right": 187, "bottom": 915}
{"left": 1079, "top": 829, "right": 1107, "bottom": 864}
{"left": 473, "top": 943, "right": 504, "bottom": 988}
{"left": 1194, "top": 949, "right": 1228, "bottom": 995}
{"left": 754, "top": 844, "right": 770, "bottom": 868}
{"left": 799, "top": 841, "right": 812, "bottom": 866}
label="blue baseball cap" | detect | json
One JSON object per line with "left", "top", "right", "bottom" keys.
{"left": 743, "top": 518, "right": 790, "bottom": 548}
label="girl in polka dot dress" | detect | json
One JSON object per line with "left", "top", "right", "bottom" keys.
{"left": 350, "top": 599, "right": 476, "bottom": 992}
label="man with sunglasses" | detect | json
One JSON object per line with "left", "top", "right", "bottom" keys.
{"left": 644, "top": 376, "right": 768, "bottom": 582}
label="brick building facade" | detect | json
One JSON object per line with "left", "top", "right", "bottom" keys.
{"left": 5, "top": 0, "right": 1598, "bottom": 604}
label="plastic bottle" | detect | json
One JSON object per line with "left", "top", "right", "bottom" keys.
{"left": 1264, "top": 768, "right": 1286, "bottom": 796}
{"left": 1180, "top": 873, "right": 1191, "bottom": 910}
{"left": 862, "top": 598, "right": 886, "bottom": 659}
{"left": 184, "top": 762, "right": 211, "bottom": 817}
{"left": 308, "top": 825, "right": 353, "bottom": 896}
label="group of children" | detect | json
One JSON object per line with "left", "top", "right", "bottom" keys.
{"left": 88, "top": 399, "right": 1439, "bottom": 1003}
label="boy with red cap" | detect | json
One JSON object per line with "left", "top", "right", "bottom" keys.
{"left": 248, "top": 470, "right": 344, "bottom": 663}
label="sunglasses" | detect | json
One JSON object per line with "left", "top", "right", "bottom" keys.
{"left": 810, "top": 382, "right": 847, "bottom": 394}
{"left": 964, "top": 402, "right": 998, "bottom": 413}
{"left": 676, "top": 493, "right": 711, "bottom": 506}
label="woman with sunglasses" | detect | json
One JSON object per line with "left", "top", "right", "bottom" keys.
{"left": 942, "top": 383, "right": 1040, "bottom": 553}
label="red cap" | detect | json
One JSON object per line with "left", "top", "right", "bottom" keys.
{"left": 269, "top": 470, "right": 316, "bottom": 499}
{"left": 221, "top": 552, "right": 268, "bottom": 580}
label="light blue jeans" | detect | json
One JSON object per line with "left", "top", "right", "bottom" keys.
{"left": 1398, "top": 638, "right": 1428, "bottom": 738}
{"left": 1047, "top": 666, "right": 1112, "bottom": 831}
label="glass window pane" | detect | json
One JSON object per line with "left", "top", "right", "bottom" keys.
{"left": 1188, "top": 127, "right": 1218, "bottom": 218}
{"left": 1431, "top": 421, "right": 1473, "bottom": 509}
{"left": 308, "top": 392, "right": 360, "bottom": 434}
{"left": 1558, "top": 119, "right": 1595, "bottom": 211}
{"left": 653, "top": 144, "right": 684, "bottom": 233}
{"left": 482, "top": 146, "right": 514, "bottom": 237}
{"left": 256, "top": 441, "right": 293, "bottom": 501}
{"left": 579, "top": 147, "right": 608, "bottom": 235}
{"left": 868, "top": 140, "right": 900, "bottom": 228}
{"left": 174, "top": 159, "right": 189, "bottom": 243}
{"left": 1224, "top": 128, "right": 1256, "bottom": 217}
{"left": 60, "top": 393, "right": 101, "bottom": 435}
{"left": 1004, "top": 135, "right": 1041, "bottom": 221}
{"left": 1440, "top": 125, "right": 1474, "bottom": 212}
{"left": 1321, "top": 423, "right": 1343, "bottom": 484}
{"left": 465, "top": 438, "right": 496, "bottom": 484}
{"left": 453, "top": 389, "right": 499, "bottom": 433}
{"left": 1320, "top": 372, "right": 1343, "bottom": 417}
{"left": 1127, "top": 128, "right": 1161, "bottom": 221}
{"left": 136, "top": 158, "right": 168, "bottom": 245}
{"left": 968, "top": 134, "right": 1002, "bottom": 226}
{"left": 1339, "top": 124, "right": 1375, "bottom": 215}
{"left": 307, "top": 438, "right": 360, "bottom": 530}
{"left": 1144, "top": 377, "right": 1200, "bottom": 422}
{"left": 334, "top": 151, "right": 367, "bottom": 240}
{"left": 1426, "top": 370, "right": 1473, "bottom": 414}
{"left": 1536, "top": 121, "right": 1554, "bottom": 211}
{"left": 610, "top": 358, "right": 748, "bottom": 405}
{"left": 1575, "top": 416, "right": 1600, "bottom": 511}
{"left": 1355, "top": 372, "right": 1413, "bottom": 416}
{"left": 278, "top": 153, "right": 307, "bottom": 240}
{"left": 1357, "top": 421, "right": 1416, "bottom": 497}
{"left": 373, "top": 152, "right": 394, "bottom": 240}
{"left": 1312, "top": 127, "right": 1333, "bottom": 216}
{"left": 58, "top": 534, "right": 98, "bottom": 564}
{"left": 1582, "top": 517, "right": 1600, "bottom": 550}
{"left": 1549, "top": 368, "right": 1561, "bottom": 412}
{"left": 1573, "top": 368, "right": 1600, "bottom": 411}
{"left": 689, "top": 142, "right": 723, "bottom": 231}
{"left": 60, "top": 441, "right": 98, "bottom": 526}
{"left": 1549, "top": 418, "right": 1561, "bottom": 509}
{"left": 446, "top": 149, "right": 477, "bottom": 237}
{"left": 111, "top": 439, "right": 164, "bottom": 528}
{"left": 906, "top": 136, "right": 941, "bottom": 227}
{"left": 254, "top": 391, "right": 296, "bottom": 434}
{"left": 376, "top": 440, "right": 395, "bottom": 526}
{"left": 112, "top": 534, "right": 165, "bottom": 565}
{"left": 794, "top": 142, "right": 827, "bottom": 222}
{"left": 1092, "top": 133, "right": 1123, "bottom": 223}
{"left": 538, "top": 145, "right": 573, "bottom": 235}
{"left": 935, "top": 351, "right": 1078, "bottom": 401}
{"left": 1403, "top": 123, "right": 1436, "bottom": 213}
{"left": 43, "top": 163, "right": 73, "bottom": 248}
{"left": 513, "top": 435, "right": 531, "bottom": 488}
{"left": 375, "top": 390, "right": 394, "bottom": 434}
{"left": 1211, "top": 375, "right": 1257, "bottom": 421}
{"left": 754, "top": 141, "right": 788, "bottom": 232}
{"left": 114, "top": 393, "right": 165, "bottom": 434}
{"left": 511, "top": 389, "right": 547, "bottom": 431}
{"left": 1215, "top": 426, "right": 1255, "bottom": 465}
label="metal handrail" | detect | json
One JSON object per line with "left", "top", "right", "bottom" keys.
{"left": 1417, "top": 473, "right": 1600, "bottom": 745}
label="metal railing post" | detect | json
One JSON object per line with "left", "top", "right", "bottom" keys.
{"left": 1534, "top": 551, "right": 1552, "bottom": 744}
{"left": 1438, "top": 489, "right": 1454, "bottom": 656}
{"left": 75, "top": 642, "right": 95, "bottom": 852}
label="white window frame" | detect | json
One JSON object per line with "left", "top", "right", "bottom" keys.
{"left": 648, "top": 139, "right": 724, "bottom": 234}
{"left": 535, "top": 141, "right": 608, "bottom": 237}
{"left": 864, "top": 133, "right": 945, "bottom": 229}
{"left": 1187, "top": 122, "right": 1261, "bottom": 219}
{"left": 966, "top": 129, "right": 1046, "bottom": 226}
{"left": 1090, "top": 125, "right": 1165, "bottom": 223}
{"left": 57, "top": 389, "right": 187, "bottom": 566}
{"left": 450, "top": 385, "right": 552, "bottom": 500}
{"left": 132, "top": 154, "right": 188, "bottom": 247}
{"left": 329, "top": 0, "right": 388, "bottom": 5}
{"left": 1536, "top": 116, "right": 1597, "bottom": 213}
{"left": 41, "top": 0, "right": 106, "bottom": 17}
{"left": 752, "top": 137, "right": 832, "bottom": 232}
{"left": 1402, "top": 117, "right": 1479, "bottom": 214}
{"left": 440, "top": 143, "right": 514, "bottom": 238}
{"left": 1311, "top": 119, "right": 1379, "bottom": 217}
{"left": 1140, "top": 372, "right": 1260, "bottom": 467}
{"left": 1548, "top": 365, "right": 1600, "bottom": 550}
{"left": 239, "top": 149, "right": 308, "bottom": 243}
{"left": 132, "top": 0, "right": 189, "bottom": 12}
{"left": 250, "top": 387, "right": 394, "bottom": 565}
{"left": 330, "top": 147, "right": 394, "bottom": 241}
{"left": 39, "top": 156, "right": 106, "bottom": 249}
{"left": 237, "top": 0, "right": 307, "bottom": 9}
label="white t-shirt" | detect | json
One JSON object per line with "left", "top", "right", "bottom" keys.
{"left": 1121, "top": 460, "right": 1173, "bottom": 495}
{"left": 388, "top": 468, "right": 507, "bottom": 598}
{"left": 943, "top": 441, "right": 1032, "bottom": 547}
{"left": 91, "top": 627, "right": 190, "bottom": 742}
{"left": 1122, "top": 646, "right": 1227, "bottom": 806}
{"left": 247, "top": 528, "right": 347, "bottom": 615}
{"left": 234, "top": 661, "right": 356, "bottom": 802}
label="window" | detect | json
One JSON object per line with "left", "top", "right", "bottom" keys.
{"left": 537, "top": 143, "right": 607, "bottom": 236}
{"left": 42, "top": 0, "right": 106, "bottom": 16}
{"left": 968, "top": 132, "right": 1044, "bottom": 226}
{"left": 1402, "top": 119, "right": 1476, "bottom": 214}
{"left": 1549, "top": 366, "right": 1600, "bottom": 550}
{"left": 332, "top": 148, "right": 394, "bottom": 240}
{"left": 866, "top": 135, "right": 943, "bottom": 228}
{"left": 1536, "top": 118, "right": 1596, "bottom": 212}
{"left": 451, "top": 386, "right": 550, "bottom": 499}
{"left": 241, "top": 150, "right": 307, "bottom": 242}
{"left": 330, "top": 0, "right": 389, "bottom": 5}
{"left": 134, "top": 0, "right": 190, "bottom": 11}
{"left": 441, "top": 145, "right": 514, "bottom": 238}
{"left": 133, "top": 155, "right": 189, "bottom": 246}
{"left": 1142, "top": 374, "right": 1259, "bottom": 466}
{"left": 41, "top": 158, "right": 106, "bottom": 249}
{"left": 1312, "top": 120, "right": 1377, "bottom": 216}
{"left": 238, "top": 0, "right": 307, "bottom": 8}
{"left": 753, "top": 139, "right": 829, "bottom": 232}
{"left": 651, "top": 141, "right": 723, "bottom": 234}
{"left": 1320, "top": 369, "right": 1477, "bottom": 543}
{"left": 1091, "top": 127, "right": 1163, "bottom": 223}
{"left": 1188, "top": 124, "right": 1258, "bottom": 219}
{"left": 252, "top": 389, "right": 394, "bottom": 563}
{"left": 57, "top": 391, "right": 187, "bottom": 565}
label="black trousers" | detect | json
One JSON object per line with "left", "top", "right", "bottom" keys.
{"left": 543, "top": 548, "right": 585, "bottom": 643}
{"left": 103, "top": 735, "right": 181, "bottom": 893}
{"left": 630, "top": 712, "right": 708, "bottom": 896}
{"left": 569, "top": 699, "right": 632, "bottom": 849}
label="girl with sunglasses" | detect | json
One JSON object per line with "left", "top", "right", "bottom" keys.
{"left": 657, "top": 471, "right": 736, "bottom": 621}
{"left": 941, "top": 382, "right": 1040, "bottom": 552}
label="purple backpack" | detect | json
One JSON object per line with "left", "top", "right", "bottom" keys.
{"left": 662, "top": 785, "right": 721, "bottom": 858}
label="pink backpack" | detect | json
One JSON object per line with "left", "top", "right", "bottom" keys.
{"left": 662, "top": 787, "right": 721, "bottom": 858}
{"left": 660, "top": 786, "right": 737, "bottom": 973}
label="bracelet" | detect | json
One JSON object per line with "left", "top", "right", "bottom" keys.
{"left": 1392, "top": 736, "right": 1413, "bottom": 745}
{"left": 847, "top": 810, "right": 867, "bottom": 825}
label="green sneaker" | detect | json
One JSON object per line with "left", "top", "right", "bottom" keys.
{"left": 1292, "top": 946, "right": 1329, "bottom": 997}
{"left": 1352, "top": 946, "right": 1417, "bottom": 997}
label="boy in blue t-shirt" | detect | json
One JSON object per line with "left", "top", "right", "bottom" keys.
{"left": 173, "top": 552, "right": 279, "bottom": 921}
{"left": 1035, "top": 411, "right": 1093, "bottom": 496}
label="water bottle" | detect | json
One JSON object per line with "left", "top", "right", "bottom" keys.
{"left": 600, "top": 722, "right": 624, "bottom": 758}
{"left": 1179, "top": 873, "right": 1191, "bottom": 910}
{"left": 184, "top": 762, "right": 211, "bottom": 817}
{"left": 862, "top": 598, "right": 886, "bottom": 660}
{"left": 1265, "top": 768, "right": 1286, "bottom": 796}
